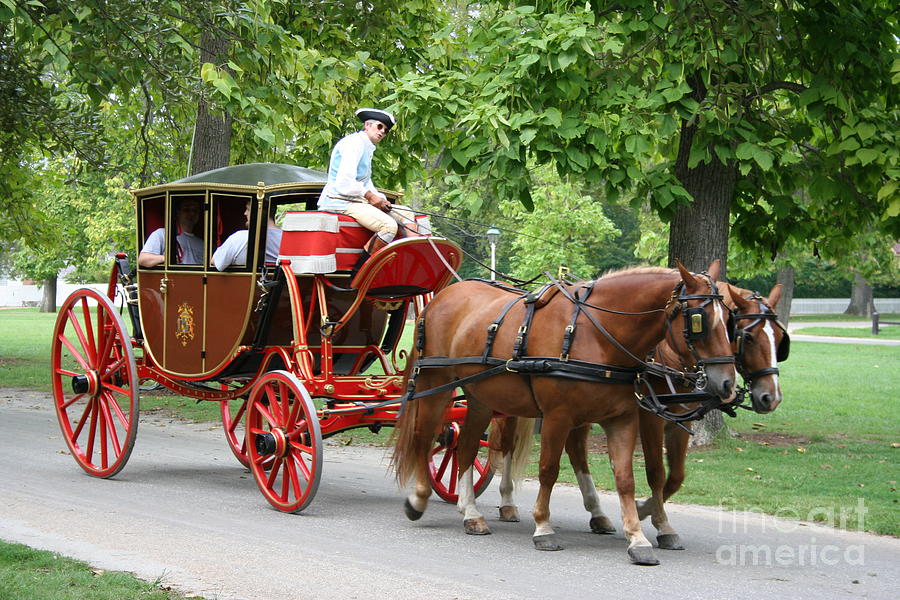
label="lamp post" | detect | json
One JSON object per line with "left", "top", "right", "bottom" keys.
{"left": 486, "top": 227, "right": 500, "bottom": 281}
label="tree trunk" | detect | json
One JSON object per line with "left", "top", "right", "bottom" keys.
{"left": 668, "top": 83, "right": 738, "bottom": 447}
{"left": 39, "top": 276, "right": 56, "bottom": 313}
{"left": 775, "top": 264, "right": 795, "bottom": 326}
{"left": 189, "top": 31, "right": 232, "bottom": 176}
{"left": 845, "top": 273, "right": 875, "bottom": 316}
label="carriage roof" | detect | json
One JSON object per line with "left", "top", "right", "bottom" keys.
{"left": 131, "top": 162, "right": 402, "bottom": 199}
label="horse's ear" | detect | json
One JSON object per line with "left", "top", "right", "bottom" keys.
{"left": 707, "top": 259, "right": 721, "bottom": 281}
{"left": 767, "top": 284, "right": 783, "bottom": 309}
{"left": 730, "top": 285, "right": 752, "bottom": 312}
{"left": 675, "top": 260, "right": 699, "bottom": 289}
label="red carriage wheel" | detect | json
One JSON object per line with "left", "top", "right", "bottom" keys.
{"left": 246, "top": 371, "right": 323, "bottom": 513}
{"left": 51, "top": 288, "right": 139, "bottom": 478}
{"left": 429, "top": 422, "right": 494, "bottom": 504}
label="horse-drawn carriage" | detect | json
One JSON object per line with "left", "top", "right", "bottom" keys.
{"left": 50, "top": 163, "right": 493, "bottom": 512}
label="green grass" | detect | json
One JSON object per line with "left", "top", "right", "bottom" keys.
{"left": 0, "top": 540, "right": 200, "bottom": 599}
{"left": 538, "top": 341, "right": 900, "bottom": 535}
{"left": 794, "top": 325, "right": 900, "bottom": 339}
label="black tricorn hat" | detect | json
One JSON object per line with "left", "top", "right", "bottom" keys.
{"left": 356, "top": 108, "right": 396, "bottom": 130}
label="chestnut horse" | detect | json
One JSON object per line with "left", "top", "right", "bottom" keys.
{"left": 393, "top": 262, "right": 736, "bottom": 565}
{"left": 488, "top": 283, "right": 787, "bottom": 552}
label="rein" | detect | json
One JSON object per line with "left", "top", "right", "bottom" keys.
{"left": 403, "top": 272, "right": 736, "bottom": 426}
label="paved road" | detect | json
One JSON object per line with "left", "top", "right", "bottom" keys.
{"left": 788, "top": 321, "right": 900, "bottom": 346}
{"left": 1, "top": 390, "right": 898, "bottom": 600}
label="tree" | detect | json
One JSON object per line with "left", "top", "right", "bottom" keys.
{"left": 385, "top": 1, "right": 897, "bottom": 442}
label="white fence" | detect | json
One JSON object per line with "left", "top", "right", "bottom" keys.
{"left": 0, "top": 282, "right": 109, "bottom": 309}
{"left": 791, "top": 298, "right": 900, "bottom": 314}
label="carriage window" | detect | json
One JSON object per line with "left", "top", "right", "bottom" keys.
{"left": 165, "top": 194, "right": 205, "bottom": 266}
{"left": 211, "top": 194, "right": 256, "bottom": 271}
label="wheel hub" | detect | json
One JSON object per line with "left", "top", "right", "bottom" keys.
{"left": 436, "top": 422, "right": 460, "bottom": 448}
{"left": 71, "top": 370, "right": 100, "bottom": 396}
{"left": 255, "top": 428, "right": 288, "bottom": 457}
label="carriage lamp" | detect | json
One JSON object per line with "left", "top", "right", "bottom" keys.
{"left": 486, "top": 227, "right": 501, "bottom": 281}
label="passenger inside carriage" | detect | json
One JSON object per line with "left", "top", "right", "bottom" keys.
{"left": 212, "top": 200, "right": 282, "bottom": 270}
{"left": 138, "top": 197, "right": 204, "bottom": 267}
{"left": 317, "top": 107, "right": 418, "bottom": 269}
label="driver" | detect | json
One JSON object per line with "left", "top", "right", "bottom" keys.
{"left": 317, "top": 108, "right": 417, "bottom": 266}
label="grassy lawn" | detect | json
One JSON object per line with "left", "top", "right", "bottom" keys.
{"left": 3, "top": 307, "right": 898, "bottom": 537}
{"left": 543, "top": 341, "right": 900, "bottom": 536}
{"left": 790, "top": 313, "right": 900, "bottom": 322}
{"left": 0, "top": 540, "right": 199, "bottom": 600}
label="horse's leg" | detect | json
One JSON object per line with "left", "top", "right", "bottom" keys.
{"left": 402, "top": 387, "right": 456, "bottom": 521}
{"left": 454, "top": 397, "right": 494, "bottom": 535}
{"left": 564, "top": 424, "right": 615, "bottom": 534}
{"left": 635, "top": 413, "right": 684, "bottom": 550}
{"left": 493, "top": 416, "right": 520, "bottom": 522}
{"left": 648, "top": 420, "right": 691, "bottom": 550}
{"left": 604, "top": 414, "right": 659, "bottom": 565}
{"left": 531, "top": 413, "right": 571, "bottom": 551}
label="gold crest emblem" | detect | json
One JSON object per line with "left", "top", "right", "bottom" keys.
{"left": 175, "top": 302, "right": 195, "bottom": 347}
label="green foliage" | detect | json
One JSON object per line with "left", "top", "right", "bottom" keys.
{"left": 387, "top": 0, "right": 899, "bottom": 272}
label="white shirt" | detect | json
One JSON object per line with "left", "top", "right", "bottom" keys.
{"left": 317, "top": 130, "right": 384, "bottom": 211}
{"left": 212, "top": 227, "right": 283, "bottom": 271}
{"left": 140, "top": 228, "right": 204, "bottom": 265}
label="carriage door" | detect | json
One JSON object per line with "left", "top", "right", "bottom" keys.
{"left": 202, "top": 192, "right": 258, "bottom": 372}
{"left": 136, "top": 192, "right": 207, "bottom": 376}
{"left": 161, "top": 192, "right": 208, "bottom": 375}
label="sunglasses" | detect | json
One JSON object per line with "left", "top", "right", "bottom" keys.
{"left": 371, "top": 122, "right": 389, "bottom": 133}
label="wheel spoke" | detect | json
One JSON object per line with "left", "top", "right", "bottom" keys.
{"left": 101, "top": 354, "right": 126, "bottom": 380}
{"left": 60, "top": 393, "right": 86, "bottom": 411}
{"left": 78, "top": 299, "right": 98, "bottom": 364}
{"left": 227, "top": 400, "right": 247, "bottom": 436}
{"left": 254, "top": 401, "right": 276, "bottom": 428}
{"left": 104, "top": 391, "right": 130, "bottom": 429}
{"left": 264, "top": 385, "right": 280, "bottom": 422}
{"left": 266, "top": 457, "right": 283, "bottom": 490}
{"left": 434, "top": 448, "right": 452, "bottom": 480}
{"left": 447, "top": 452, "right": 458, "bottom": 494}
{"left": 55, "top": 367, "right": 81, "bottom": 378}
{"left": 58, "top": 333, "right": 91, "bottom": 371}
{"left": 100, "top": 394, "right": 123, "bottom": 457}
{"left": 291, "top": 448, "right": 312, "bottom": 482}
{"left": 85, "top": 399, "right": 100, "bottom": 463}
{"left": 285, "top": 456, "right": 302, "bottom": 499}
{"left": 71, "top": 397, "right": 93, "bottom": 440}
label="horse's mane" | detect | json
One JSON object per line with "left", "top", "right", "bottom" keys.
{"left": 597, "top": 265, "right": 675, "bottom": 281}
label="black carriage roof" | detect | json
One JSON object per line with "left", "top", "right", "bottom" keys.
{"left": 171, "top": 163, "right": 327, "bottom": 186}
{"left": 131, "top": 162, "right": 401, "bottom": 199}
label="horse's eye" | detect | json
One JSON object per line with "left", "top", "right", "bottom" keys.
{"left": 743, "top": 333, "right": 754, "bottom": 345}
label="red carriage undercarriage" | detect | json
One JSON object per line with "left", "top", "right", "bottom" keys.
{"left": 50, "top": 163, "right": 493, "bottom": 512}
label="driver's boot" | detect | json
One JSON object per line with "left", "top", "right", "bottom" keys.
{"left": 351, "top": 235, "right": 389, "bottom": 276}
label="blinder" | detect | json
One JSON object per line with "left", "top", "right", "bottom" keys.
{"left": 777, "top": 329, "right": 790, "bottom": 362}
{"left": 683, "top": 306, "right": 708, "bottom": 340}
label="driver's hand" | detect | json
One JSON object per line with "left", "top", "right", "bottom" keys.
{"left": 364, "top": 191, "right": 391, "bottom": 211}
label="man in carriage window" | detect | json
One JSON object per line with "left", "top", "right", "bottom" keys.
{"left": 317, "top": 108, "right": 418, "bottom": 266}
{"left": 212, "top": 200, "right": 282, "bottom": 271}
{"left": 138, "top": 198, "right": 204, "bottom": 267}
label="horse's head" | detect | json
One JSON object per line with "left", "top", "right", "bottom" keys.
{"left": 729, "top": 284, "right": 788, "bottom": 413}
{"left": 671, "top": 260, "right": 737, "bottom": 402}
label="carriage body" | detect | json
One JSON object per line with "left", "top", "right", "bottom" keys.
{"left": 50, "top": 163, "right": 492, "bottom": 512}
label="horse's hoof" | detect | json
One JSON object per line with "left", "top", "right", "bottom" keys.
{"left": 404, "top": 498, "right": 424, "bottom": 521}
{"left": 464, "top": 518, "right": 491, "bottom": 535}
{"left": 627, "top": 545, "right": 660, "bottom": 566}
{"left": 589, "top": 516, "right": 616, "bottom": 534}
{"left": 499, "top": 505, "right": 520, "bottom": 522}
{"left": 657, "top": 533, "right": 685, "bottom": 550}
{"left": 533, "top": 534, "right": 564, "bottom": 551}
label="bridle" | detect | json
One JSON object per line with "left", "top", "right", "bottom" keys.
{"left": 733, "top": 293, "right": 790, "bottom": 384}
{"left": 633, "top": 273, "right": 737, "bottom": 427}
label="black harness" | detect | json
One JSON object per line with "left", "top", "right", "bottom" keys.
{"left": 404, "top": 274, "right": 736, "bottom": 426}
{"left": 733, "top": 294, "right": 791, "bottom": 383}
